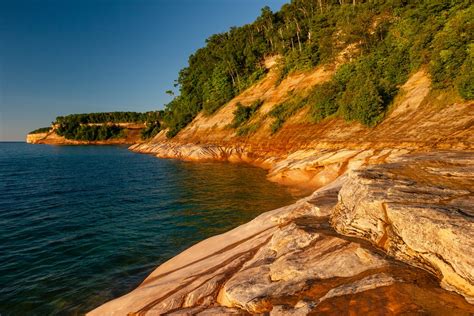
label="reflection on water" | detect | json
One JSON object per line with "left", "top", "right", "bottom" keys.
{"left": 0, "top": 143, "right": 301, "bottom": 315}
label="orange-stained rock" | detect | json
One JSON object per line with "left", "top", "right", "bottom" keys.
{"left": 89, "top": 63, "right": 474, "bottom": 314}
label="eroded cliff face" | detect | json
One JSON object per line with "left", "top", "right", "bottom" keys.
{"left": 26, "top": 123, "right": 145, "bottom": 145}
{"left": 88, "top": 153, "right": 474, "bottom": 315}
{"left": 91, "top": 61, "right": 474, "bottom": 314}
{"left": 130, "top": 65, "right": 473, "bottom": 190}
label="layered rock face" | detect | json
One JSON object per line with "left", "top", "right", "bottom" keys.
{"left": 89, "top": 152, "right": 474, "bottom": 315}
{"left": 130, "top": 68, "right": 473, "bottom": 191}
{"left": 26, "top": 132, "right": 50, "bottom": 144}
{"left": 92, "top": 62, "right": 473, "bottom": 314}
{"left": 332, "top": 151, "right": 474, "bottom": 303}
{"left": 130, "top": 142, "right": 412, "bottom": 191}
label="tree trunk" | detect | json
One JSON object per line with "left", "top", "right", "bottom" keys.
{"left": 295, "top": 19, "right": 302, "bottom": 52}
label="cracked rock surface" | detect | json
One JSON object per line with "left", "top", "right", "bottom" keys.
{"left": 332, "top": 151, "right": 474, "bottom": 303}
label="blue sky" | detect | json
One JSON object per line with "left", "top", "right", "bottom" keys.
{"left": 0, "top": 0, "right": 287, "bottom": 141}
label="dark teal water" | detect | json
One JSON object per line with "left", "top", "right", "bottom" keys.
{"left": 0, "top": 143, "right": 298, "bottom": 315}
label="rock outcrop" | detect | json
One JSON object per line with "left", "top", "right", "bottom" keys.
{"left": 332, "top": 151, "right": 474, "bottom": 303}
{"left": 130, "top": 68, "right": 473, "bottom": 191}
{"left": 91, "top": 59, "right": 473, "bottom": 314}
{"left": 89, "top": 152, "right": 474, "bottom": 315}
{"left": 130, "top": 142, "right": 413, "bottom": 191}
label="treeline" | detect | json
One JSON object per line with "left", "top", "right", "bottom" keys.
{"left": 56, "top": 124, "right": 125, "bottom": 141}
{"left": 162, "top": 0, "right": 473, "bottom": 137}
{"left": 54, "top": 111, "right": 163, "bottom": 141}
{"left": 29, "top": 127, "right": 51, "bottom": 134}
{"left": 55, "top": 111, "right": 162, "bottom": 125}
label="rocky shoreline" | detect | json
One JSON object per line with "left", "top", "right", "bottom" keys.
{"left": 89, "top": 150, "right": 473, "bottom": 315}
{"left": 27, "top": 59, "right": 473, "bottom": 314}
{"left": 128, "top": 142, "right": 415, "bottom": 191}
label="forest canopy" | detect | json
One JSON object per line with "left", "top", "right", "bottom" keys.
{"left": 53, "top": 111, "right": 163, "bottom": 141}
{"left": 160, "top": 0, "right": 473, "bottom": 137}
{"left": 54, "top": 111, "right": 161, "bottom": 125}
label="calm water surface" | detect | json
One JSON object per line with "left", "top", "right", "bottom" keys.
{"left": 0, "top": 143, "right": 299, "bottom": 315}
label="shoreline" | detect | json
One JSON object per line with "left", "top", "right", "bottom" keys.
{"left": 89, "top": 147, "right": 474, "bottom": 314}
{"left": 128, "top": 140, "right": 417, "bottom": 191}
{"left": 24, "top": 62, "right": 474, "bottom": 314}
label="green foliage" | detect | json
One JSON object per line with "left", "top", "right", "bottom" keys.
{"left": 236, "top": 123, "right": 260, "bottom": 137}
{"left": 339, "top": 75, "right": 385, "bottom": 126}
{"left": 56, "top": 123, "right": 124, "bottom": 141}
{"left": 430, "top": 5, "right": 473, "bottom": 91}
{"left": 269, "top": 103, "right": 288, "bottom": 134}
{"left": 308, "top": 55, "right": 393, "bottom": 126}
{"left": 163, "top": 100, "right": 195, "bottom": 138}
{"left": 269, "top": 96, "right": 305, "bottom": 134}
{"left": 53, "top": 111, "right": 163, "bottom": 141}
{"left": 276, "top": 42, "right": 320, "bottom": 83}
{"left": 456, "top": 51, "right": 473, "bottom": 99}
{"left": 155, "top": 1, "right": 473, "bottom": 135}
{"left": 308, "top": 82, "right": 339, "bottom": 122}
{"left": 306, "top": 1, "right": 474, "bottom": 126}
{"left": 29, "top": 127, "right": 51, "bottom": 134}
{"left": 140, "top": 122, "right": 161, "bottom": 140}
{"left": 231, "top": 100, "right": 263, "bottom": 128}
{"left": 202, "top": 65, "right": 235, "bottom": 115}
{"left": 55, "top": 111, "right": 161, "bottom": 125}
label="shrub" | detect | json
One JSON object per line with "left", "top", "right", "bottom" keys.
{"left": 268, "top": 96, "right": 305, "bottom": 134}
{"left": 430, "top": 7, "right": 473, "bottom": 89}
{"left": 141, "top": 122, "right": 161, "bottom": 140}
{"left": 29, "top": 127, "right": 51, "bottom": 134}
{"left": 338, "top": 74, "right": 385, "bottom": 126}
{"left": 456, "top": 45, "right": 473, "bottom": 100}
{"left": 236, "top": 123, "right": 259, "bottom": 136}
{"left": 309, "top": 82, "right": 339, "bottom": 122}
{"left": 231, "top": 100, "right": 263, "bottom": 128}
{"left": 269, "top": 103, "right": 289, "bottom": 134}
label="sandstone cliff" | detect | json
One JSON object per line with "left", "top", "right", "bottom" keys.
{"left": 86, "top": 57, "right": 474, "bottom": 314}
{"left": 130, "top": 62, "right": 473, "bottom": 190}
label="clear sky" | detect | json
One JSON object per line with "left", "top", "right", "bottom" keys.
{"left": 0, "top": 0, "right": 287, "bottom": 141}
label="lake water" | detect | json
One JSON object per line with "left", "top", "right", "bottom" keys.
{"left": 0, "top": 143, "right": 298, "bottom": 315}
